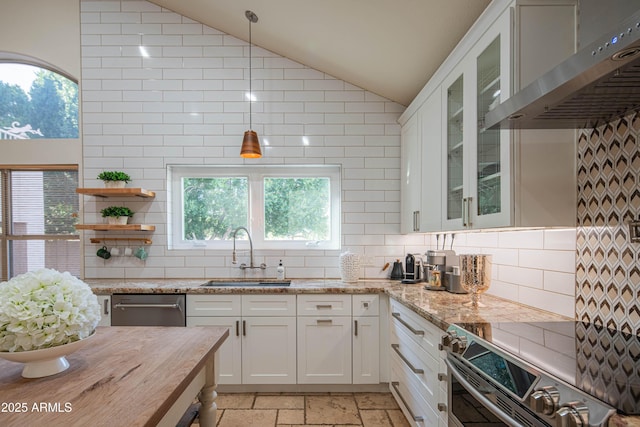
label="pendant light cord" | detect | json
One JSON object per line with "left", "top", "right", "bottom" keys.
{"left": 248, "top": 16, "right": 252, "bottom": 130}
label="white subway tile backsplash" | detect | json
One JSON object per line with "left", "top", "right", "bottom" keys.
{"left": 543, "top": 271, "right": 575, "bottom": 296}
{"left": 519, "top": 249, "right": 575, "bottom": 273}
{"left": 498, "top": 265, "right": 543, "bottom": 289}
{"left": 518, "top": 287, "right": 574, "bottom": 318}
{"left": 544, "top": 228, "right": 577, "bottom": 250}
{"left": 498, "top": 230, "right": 543, "bottom": 249}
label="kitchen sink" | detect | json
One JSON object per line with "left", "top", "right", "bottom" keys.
{"left": 201, "top": 280, "right": 291, "bottom": 287}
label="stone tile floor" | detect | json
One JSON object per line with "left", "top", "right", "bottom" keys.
{"left": 201, "top": 392, "right": 411, "bottom": 427}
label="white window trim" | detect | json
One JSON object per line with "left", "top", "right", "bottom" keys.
{"left": 168, "top": 164, "right": 341, "bottom": 251}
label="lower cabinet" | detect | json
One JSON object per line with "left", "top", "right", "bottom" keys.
{"left": 297, "top": 315, "right": 352, "bottom": 384}
{"left": 389, "top": 298, "right": 448, "bottom": 426}
{"left": 187, "top": 293, "right": 381, "bottom": 386}
{"left": 96, "top": 295, "right": 111, "bottom": 327}
{"left": 187, "top": 294, "right": 297, "bottom": 385}
{"left": 297, "top": 294, "right": 380, "bottom": 385}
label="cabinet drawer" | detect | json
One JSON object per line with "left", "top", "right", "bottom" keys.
{"left": 297, "top": 294, "right": 351, "bottom": 316}
{"left": 390, "top": 359, "right": 440, "bottom": 427}
{"left": 241, "top": 294, "right": 296, "bottom": 316}
{"left": 390, "top": 299, "right": 443, "bottom": 361}
{"left": 353, "top": 294, "right": 379, "bottom": 316}
{"left": 390, "top": 340, "right": 439, "bottom": 404}
{"left": 186, "top": 294, "right": 241, "bottom": 317}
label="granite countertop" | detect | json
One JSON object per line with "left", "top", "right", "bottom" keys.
{"left": 87, "top": 277, "right": 570, "bottom": 328}
{"left": 86, "top": 278, "right": 392, "bottom": 295}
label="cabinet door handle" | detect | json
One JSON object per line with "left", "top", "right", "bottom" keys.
{"left": 391, "top": 312, "right": 424, "bottom": 336}
{"left": 437, "top": 403, "right": 447, "bottom": 412}
{"left": 391, "top": 382, "right": 424, "bottom": 422}
{"left": 354, "top": 320, "right": 358, "bottom": 336}
{"left": 316, "top": 319, "right": 332, "bottom": 324}
{"left": 463, "top": 196, "right": 473, "bottom": 227}
{"left": 316, "top": 304, "right": 332, "bottom": 309}
{"left": 391, "top": 344, "right": 424, "bottom": 374}
{"left": 103, "top": 298, "right": 110, "bottom": 315}
{"left": 438, "top": 373, "right": 447, "bottom": 382}
{"left": 235, "top": 320, "right": 239, "bottom": 337}
{"left": 462, "top": 197, "right": 468, "bottom": 227}
{"left": 412, "top": 210, "right": 420, "bottom": 232}
{"left": 242, "top": 320, "right": 246, "bottom": 336}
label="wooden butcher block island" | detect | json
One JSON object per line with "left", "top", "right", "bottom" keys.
{"left": 0, "top": 326, "right": 228, "bottom": 427}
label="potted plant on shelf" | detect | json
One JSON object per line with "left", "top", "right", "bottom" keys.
{"left": 97, "top": 171, "right": 131, "bottom": 188}
{"left": 100, "top": 206, "right": 134, "bottom": 225}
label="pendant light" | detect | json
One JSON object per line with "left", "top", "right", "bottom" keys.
{"left": 240, "top": 10, "right": 262, "bottom": 158}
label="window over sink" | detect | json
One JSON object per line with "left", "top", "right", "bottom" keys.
{"left": 168, "top": 165, "right": 341, "bottom": 250}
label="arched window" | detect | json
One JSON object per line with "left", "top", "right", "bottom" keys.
{"left": 0, "top": 54, "right": 78, "bottom": 140}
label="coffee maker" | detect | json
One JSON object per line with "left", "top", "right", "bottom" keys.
{"left": 424, "top": 234, "right": 466, "bottom": 293}
{"left": 425, "top": 250, "right": 446, "bottom": 288}
{"left": 403, "top": 253, "right": 422, "bottom": 282}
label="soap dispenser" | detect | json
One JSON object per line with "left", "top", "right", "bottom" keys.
{"left": 276, "top": 260, "right": 285, "bottom": 280}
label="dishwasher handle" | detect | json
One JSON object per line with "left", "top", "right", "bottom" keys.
{"left": 114, "top": 303, "right": 182, "bottom": 311}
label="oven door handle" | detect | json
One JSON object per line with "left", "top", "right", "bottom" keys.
{"left": 445, "top": 358, "right": 521, "bottom": 427}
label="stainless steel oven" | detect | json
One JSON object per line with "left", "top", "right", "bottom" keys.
{"left": 442, "top": 322, "right": 622, "bottom": 427}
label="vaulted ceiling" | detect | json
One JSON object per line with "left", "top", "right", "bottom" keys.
{"left": 147, "top": 0, "right": 491, "bottom": 106}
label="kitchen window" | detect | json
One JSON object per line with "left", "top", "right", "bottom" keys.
{"left": 0, "top": 166, "right": 80, "bottom": 280}
{"left": 168, "top": 165, "right": 341, "bottom": 250}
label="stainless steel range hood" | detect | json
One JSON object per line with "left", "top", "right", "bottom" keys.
{"left": 484, "top": 6, "right": 640, "bottom": 130}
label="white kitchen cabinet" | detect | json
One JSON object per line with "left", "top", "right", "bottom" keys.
{"left": 96, "top": 295, "right": 111, "bottom": 327}
{"left": 187, "top": 315, "right": 242, "bottom": 383}
{"left": 401, "top": 112, "right": 421, "bottom": 233}
{"left": 297, "top": 315, "right": 352, "bottom": 384}
{"left": 442, "top": 8, "right": 513, "bottom": 230}
{"left": 186, "top": 294, "right": 296, "bottom": 385}
{"left": 389, "top": 299, "right": 448, "bottom": 426}
{"left": 352, "top": 294, "right": 380, "bottom": 384}
{"left": 401, "top": 88, "right": 442, "bottom": 233}
{"left": 242, "top": 315, "right": 297, "bottom": 384}
{"left": 297, "top": 294, "right": 352, "bottom": 384}
{"left": 297, "top": 294, "right": 382, "bottom": 385}
{"left": 442, "top": 1, "right": 577, "bottom": 230}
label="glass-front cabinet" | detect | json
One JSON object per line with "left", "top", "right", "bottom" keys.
{"left": 442, "top": 8, "right": 511, "bottom": 230}
{"left": 474, "top": 35, "right": 509, "bottom": 227}
{"left": 445, "top": 74, "right": 464, "bottom": 224}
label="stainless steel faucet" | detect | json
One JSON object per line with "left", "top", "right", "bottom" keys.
{"left": 231, "top": 226, "right": 266, "bottom": 270}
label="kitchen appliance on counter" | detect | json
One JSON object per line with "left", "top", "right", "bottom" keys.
{"left": 442, "top": 320, "right": 639, "bottom": 427}
{"left": 424, "top": 250, "right": 466, "bottom": 293}
{"left": 403, "top": 253, "right": 422, "bottom": 283}
{"left": 111, "top": 294, "right": 186, "bottom": 326}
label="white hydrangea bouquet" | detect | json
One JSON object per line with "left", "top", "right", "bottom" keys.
{"left": 0, "top": 268, "right": 101, "bottom": 353}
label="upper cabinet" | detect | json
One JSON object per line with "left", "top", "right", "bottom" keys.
{"left": 401, "top": 0, "right": 577, "bottom": 233}
{"left": 400, "top": 88, "right": 442, "bottom": 233}
{"left": 443, "top": 12, "right": 513, "bottom": 230}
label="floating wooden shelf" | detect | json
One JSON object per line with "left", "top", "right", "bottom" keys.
{"left": 76, "top": 188, "right": 156, "bottom": 198}
{"left": 90, "top": 237, "right": 152, "bottom": 245}
{"left": 75, "top": 224, "right": 156, "bottom": 231}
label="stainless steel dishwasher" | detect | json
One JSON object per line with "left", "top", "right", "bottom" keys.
{"left": 111, "top": 294, "right": 186, "bottom": 326}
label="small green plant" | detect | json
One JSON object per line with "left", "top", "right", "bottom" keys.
{"left": 97, "top": 171, "right": 131, "bottom": 183}
{"left": 100, "top": 206, "right": 134, "bottom": 218}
